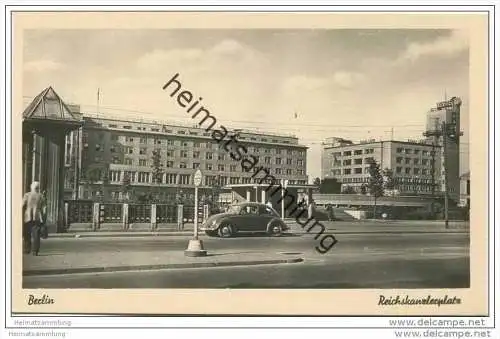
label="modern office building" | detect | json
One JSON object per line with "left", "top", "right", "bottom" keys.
{"left": 63, "top": 112, "right": 309, "bottom": 202}
{"left": 321, "top": 96, "right": 463, "bottom": 203}
{"left": 423, "top": 96, "right": 463, "bottom": 203}
{"left": 321, "top": 137, "right": 442, "bottom": 196}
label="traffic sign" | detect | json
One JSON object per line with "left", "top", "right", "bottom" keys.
{"left": 194, "top": 169, "right": 203, "bottom": 187}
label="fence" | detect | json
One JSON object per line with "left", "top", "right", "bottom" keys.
{"left": 63, "top": 200, "right": 210, "bottom": 232}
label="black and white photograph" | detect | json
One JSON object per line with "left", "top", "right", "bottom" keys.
{"left": 6, "top": 9, "right": 492, "bottom": 322}
{"left": 20, "top": 27, "right": 471, "bottom": 290}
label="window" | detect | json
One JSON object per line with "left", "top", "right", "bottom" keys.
{"left": 112, "top": 156, "right": 121, "bottom": 164}
{"left": 265, "top": 157, "right": 271, "bottom": 164}
{"left": 140, "top": 137, "right": 147, "bottom": 144}
{"left": 139, "top": 148, "right": 147, "bottom": 155}
{"left": 127, "top": 137, "right": 134, "bottom": 142}
{"left": 230, "top": 165, "right": 237, "bottom": 172}
{"left": 396, "top": 167, "right": 402, "bottom": 174}
{"left": 182, "top": 141, "right": 188, "bottom": 147}
{"left": 276, "top": 149, "right": 282, "bottom": 154}
{"left": 297, "top": 160, "right": 304, "bottom": 166}
{"left": 166, "top": 150, "right": 174, "bottom": 157}
{"left": 414, "top": 159, "right": 419, "bottom": 165}
{"left": 405, "top": 168, "right": 411, "bottom": 174}
{"left": 206, "top": 163, "right": 213, "bottom": 171}
{"left": 154, "top": 139, "right": 161, "bottom": 145}
{"left": 344, "top": 168, "right": 351, "bottom": 175}
{"left": 422, "top": 159, "right": 429, "bottom": 166}
{"left": 193, "top": 163, "right": 200, "bottom": 169}
{"left": 354, "top": 168, "right": 362, "bottom": 174}
{"left": 422, "top": 169, "right": 428, "bottom": 175}
{"left": 194, "top": 142, "right": 200, "bottom": 148}
{"left": 287, "top": 150, "right": 293, "bottom": 155}
{"left": 405, "top": 149, "right": 412, "bottom": 154}
{"left": 275, "top": 168, "right": 282, "bottom": 175}
{"left": 354, "top": 150, "right": 363, "bottom": 155}
{"left": 206, "top": 152, "right": 213, "bottom": 160}
{"left": 111, "top": 134, "right": 119, "bottom": 141}
{"left": 343, "top": 159, "right": 352, "bottom": 166}
{"left": 110, "top": 171, "right": 121, "bottom": 182}
{"left": 286, "top": 169, "right": 293, "bottom": 175}
{"left": 343, "top": 151, "right": 352, "bottom": 156}
{"left": 397, "top": 148, "right": 403, "bottom": 153}
{"left": 139, "top": 159, "right": 147, "bottom": 166}
{"left": 364, "top": 157, "right": 374, "bottom": 164}
{"left": 167, "top": 140, "right": 175, "bottom": 146}
{"left": 414, "top": 168, "right": 420, "bottom": 175}
{"left": 364, "top": 149, "right": 374, "bottom": 154}
{"left": 166, "top": 161, "right": 173, "bottom": 168}
{"left": 138, "top": 172, "right": 150, "bottom": 183}
{"left": 422, "top": 150, "right": 429, "bottom": 156}
{"left": 354, "top": 158, "right": 363, "bottom": 165}
{"left": 276, "top": 158, "right": 282, "bottom": 165}
{"left": 179, "top": 174, "right": 190, "bottom": 185}
{"left": 124, "top": 158, "right": 133, "bottom": 165}
{"left": 405, "top": 158, "right": 411, "bottom": 164}
{"left": 396, "top": 157, "right": 403, "bottom": 164}
{"left": 414, "top": 149, "right": 420, "bottom": 155}
{"left": 166, "top": 174, "right": 177, "bottom": 184}
{"left": 218, "top": 164, "right": 225, "bottom": 171}
{"left": 286, "top": 158, "right": 292, "bottom": 165}
{"left": 264, "top": 148, "right": 270, "bottom": 153}
{"left": 179, "top": 162, "right": 187, "bottom": 169}
{"left": 180, "top": 150, "right": 188, "bottom": 158}
{"left": 218, "top": 154, "right": 226, "bottom": 161}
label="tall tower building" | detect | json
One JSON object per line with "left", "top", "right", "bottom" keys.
{"left": 423, "top": 96, "right": 462, "bottom": 203}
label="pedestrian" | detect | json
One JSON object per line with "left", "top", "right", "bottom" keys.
{"left": 326, "top": 204, "right": 335, "bottom": 221}
{"left": 22, "top": 181, "right": 46, "bottom": 256}
{"left": 266, "top": 200, "right": 273, "bottom": 209}
{"left": 308, "top": 199, "right": 315, "bottom": 220}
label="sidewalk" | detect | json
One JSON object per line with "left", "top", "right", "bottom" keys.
{"left": 51, "top": 220, "right": 469, "bottom": 238}
{"left": 23, "top": 250, "right": 304, "bottom": 276}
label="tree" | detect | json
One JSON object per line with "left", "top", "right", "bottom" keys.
{"left": 360, "top": 184, "right": 368, "bottom": 195}
{"left": 341, "top": 185, "right": 356, "bottom": 194}
{"left": 151, "top": 149, "right": 163, "bottom": 202}
{"left": 367, "top": 159, "right": 385, "bottom": 218}
{"left": 313, "top": 177, "right": 321, "bottom": 186}
{"left": 383, "top": 168, "right": 396, "bottom": 190}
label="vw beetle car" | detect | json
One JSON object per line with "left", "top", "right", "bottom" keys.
{"left": 200, "top": 202, "right": 289, "bottom": 237}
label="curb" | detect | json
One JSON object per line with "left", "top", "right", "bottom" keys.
{"left": 23, "top": 257, "right": 304, "bottom": 276}
{"left": 47, "top": 230, "right": 469, "bottom": 239}
{"left": 49, "top": 232, "right": 193, "bottom": 238}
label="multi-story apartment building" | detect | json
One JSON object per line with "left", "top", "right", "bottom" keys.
{"left": 321, "top": 137, "right": 442, "bottom": 195}
{"left": 64, "top": 112, "right": 308, "bottom": 202}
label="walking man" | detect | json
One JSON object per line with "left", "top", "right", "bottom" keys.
{"left": 22, "top": 181, "right": 46, "bottom": 256}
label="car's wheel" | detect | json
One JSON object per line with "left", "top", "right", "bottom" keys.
{"left": 268, "top": 222, "right": 283, "bottom": 237}
{"left": 218, "top": 223, "right": 234, "bottom": 238}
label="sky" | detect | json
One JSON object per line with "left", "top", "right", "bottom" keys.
{"left": 22, "top": 29, "right": 470, "bottom": 181}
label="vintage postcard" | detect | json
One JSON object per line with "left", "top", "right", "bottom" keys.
{"left": 8, "top": 10, "right": 490, "bottom": 316}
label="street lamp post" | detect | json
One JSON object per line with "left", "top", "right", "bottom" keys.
{"left": 185, "top": 169, "right": 207, "bottom": 257}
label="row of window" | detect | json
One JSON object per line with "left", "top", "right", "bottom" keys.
{"left": 106, "top": 170, "right": 306, "bottom": 186}
{"left": 91, "top": 142, "right": 306, "bottom": 158}
{"left": 104, "top": 124, "right": 296, "bottom": 143}
{"left": 94, "top": 130, "right": 296, "bottom": 147}
{"left": 331, "top": 148, "right": 436, "bottom": 158}
{"left": 331, "top": 167, "right": 435, "bottom": 176}
{"left": 108, "top": 155, "right": 304, "bottom": 166}
{"left": 331, "top": 149, "right": 375, "bottom": 157}
{"left": 341, "top": 176, "right": 436, "bottom": 185}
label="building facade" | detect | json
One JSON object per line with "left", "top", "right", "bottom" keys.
{"left": 321, "top": 96, "right": 463, "bottom": 203}
{"left": 64, "top": 113, "right": 308, "bottom": 202}
{"left": 423, "top": 96, "right": 463, "bottom": 203}
{"left": 321, "top": 137, "right": 442, "bottom": 196}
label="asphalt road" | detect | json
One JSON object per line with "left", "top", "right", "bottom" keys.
{"left": 23, "top": 232, "right": 470, "bottom": 289}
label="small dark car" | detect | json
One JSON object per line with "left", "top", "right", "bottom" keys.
{"left": 200, "top": 202, "right": 289, "bottom": 238}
